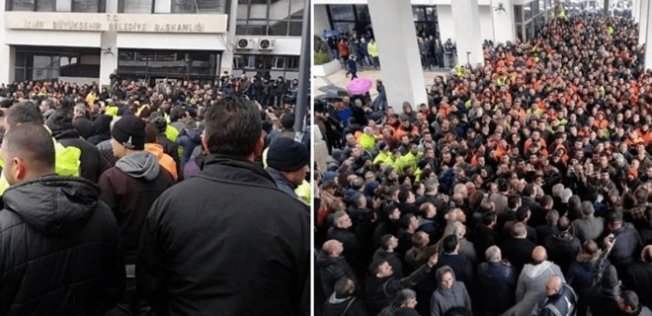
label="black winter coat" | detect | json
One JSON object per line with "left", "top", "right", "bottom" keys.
{"left": 365, "top": 264, "right": 431, "bottom": 315}
{"left": 316, "top": 251, "right": 358, "bottom": 297}
{"left": 137, "top": 155, "right": 310, "bottom": 316}
{"left": 0, "top": 176, "right": 124, "bottom": 315}
{"left": 322, "top": 295, "right": 369, "bottom": 316}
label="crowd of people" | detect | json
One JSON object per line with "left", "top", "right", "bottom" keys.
{"left": 322, "top": 28, "right": 458, "bottom": 72}
{"left": 315, "top": 12, "right": 652, "bottom": 316}
{"left": 0, "top": 72, "right": 310, "bottom": 315}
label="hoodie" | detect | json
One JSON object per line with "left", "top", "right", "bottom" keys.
{"left": 46, "top": 112, "right": 109, "bottom": 183}
{"left": 99, "top": 151, "right": 174, "bottom": 264}
{"left": 0, "top": 175, "right": 124, "bottom": 315}
{"left": 430, "top": 265, "right": 472, "bottom": 316}
{"left": 115, "top": 151, "right": 160, "bottom": 181}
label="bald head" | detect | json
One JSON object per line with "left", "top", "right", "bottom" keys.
{"left": 532, "top": 246, "right": 547, "bottom": 263}
{"left": 545, "top": 275, "right": 563, "bottom": 296}
{"left": 642, "top": 245, "right": 652, "bottom": 263}
{"left": 322, "top": 240, "right": 343, "bottom": 257}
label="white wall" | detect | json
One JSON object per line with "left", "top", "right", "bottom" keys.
{"left": 479, "top": 5, "right": 494, "bottom": 41}
{"left": 155, "top": 0, "right": 172, "bottom": 13}
{"left": 437, "top": 5, "right": 455, "bottom": 42}
{"left": 4, "top": 30, "right": 102, "bottom": 47}
{"left": 0, "top": 0, "right": 10, "bottom": 84}
{"left": 315, "top": 5, "right": 331, "bottom": 35}
{"left": 99, "top": 31, "right": 117, "bottom": 87}
{"left": 116, "top": 33, "right": 229, "bottom": 50}
{"left": 56, "top": 0, "right": 71, "bottom": 12}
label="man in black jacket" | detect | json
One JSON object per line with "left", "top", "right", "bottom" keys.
{"left": 46, "top": 107, "right": 109, "bottom": 182}
{"left": 365, "top": 252, "right": 438, "bottom": 315}
{"left": 137, "top": 96, "right": 310, "bottom": 316}
{"left": 0, "top": 123, "right": 124, "bottom": 315}
{"left": 99, "top": 115, "right": 175, "bottom": 315}
{"left": 323, "top": 278, "right": 369, "bottom": 316}
{"left": 317, "top": 240, "right": 358, "bottom": 298}
{"left": 477, "top": 246, "right": 515, "bottom": 316}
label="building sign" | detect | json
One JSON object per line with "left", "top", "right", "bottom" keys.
{"left": 5, "top": 12, "right": 227, "bottom": 33}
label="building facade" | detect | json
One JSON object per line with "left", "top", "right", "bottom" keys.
{"left": 0, "top": 0, "right": 304, "bottom": 86}
{"left": 314, "top": 0, "right": 554, "bottom": 47}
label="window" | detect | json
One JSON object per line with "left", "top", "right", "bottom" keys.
{"left": 413, "top": 6, "right": 438, "bottom": 38}
{"left": 119, "top": 0, "right": 154, "bottom": 13}
{"left": 72, "top": 0, "right": 106, "bottom": 12}
{"left": 172, "top": 0, "right": 227, "bottom": 14}
{"left": 14, "top": 50, "right": 97, "bottom": 81}
{"left": 514, "top": 5, "right": 523, "bottom": 23}
{"left": 8, "top": 0, "right": 55, "bottom": 11}
{"left": 237, "top": 0, "right": 304, "bottom": 36}
{"left": 231, "top": 54, "right": 299, "bottom": 79}
{"left": 325, "top": 5, "right": 437, "bottom": 39}
{"left": 118, "top": 49, "right": 220, "bottom": 81}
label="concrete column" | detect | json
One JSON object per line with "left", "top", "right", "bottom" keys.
{"left": 0, "top": 0, "right": 11, "bottom": 84}
{"left": 640, "top": 0, "right": 649, "bottom": 46}
{"left": 106, "top": 0, "right": 118, "bottom": 13}
{"left": 367, "top": 0, "right": 428, "bottom": 112}
{"left": 603, "top": 0, "right": 609, "bottom": 16}
{"left": 155, "top": 0, "right": 172, "bottom": 13}
{"left": 491, "top": 0, "right": 516, "bottom": 44}
{"left": 99, "top": 31, "right": 118, "bottom": 87}
{"left": 451, "top": 0, "right": 484, "bottom": 66}
{"left": 645, "top": 0, "right": 652, "bottom": 70}
{"left": 634, "top": 0, "right": 640, "bottom": 23}
{"left": 56, "top": 0, "right": 71, "bottom": 12}
{"left": 220, "top": 0, "right": 240, "bottom": 74}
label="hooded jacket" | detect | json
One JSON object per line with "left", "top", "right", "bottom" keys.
{"left": 137, "top": 155, "right": 310, "bottom": 316}
{"left": 430, "top": 265, "right": 472, "bottom": 316}
{"left": 0, "top": 176, "right": 124, "bottom": 315}
{"left": 99, "top": 151, "right": 174, "bottom": 264}
{"left": 47, "top": 112, "right": 110, "bottom": 182}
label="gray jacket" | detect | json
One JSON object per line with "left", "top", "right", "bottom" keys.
{"left": 571, "top": 216, "right": 604, "bottom": 242}
{"left": 430, "top": 266, "right": 472, "bottom": 316}
{"left": 501, "top": 261, "right": 565, "bottom": 316}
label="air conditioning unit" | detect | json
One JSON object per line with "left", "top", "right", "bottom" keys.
{"left": 236, "top": 38, "right": 256, "bottom": 50}
{"left": 258, "top": 38, "right": 275, "bottom": 50}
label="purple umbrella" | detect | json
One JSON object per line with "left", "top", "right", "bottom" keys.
{"left": 346, "top": 77, "right": 373, "bottom": 95}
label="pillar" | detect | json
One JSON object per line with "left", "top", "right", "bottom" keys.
{"left": 603, "top": 0, "right": 609, "bottom": 17}
{"left": 645, "top": 0, "right": 652, "bottom": 70}
{"left": 99, "top": 31, "right": 117, "bottom": 87}
{"left": 367, "top": 0, "right": 428, "bottom": 112}
{"left": 640, "top": 0, "right": 649, "bottom": 46}
{"left": 155, "top": 0, "right": 172, "bottom": 13}
{"left": 56, "top": 0, "right": 71, "bottom": 12}
{"left": 220, "top": 0, "right": 240, "bottom": 74}
{"left": 491, "top": 0, "right": 516, "bottom": 44}
{"left": 634, "top": 0, "right": 640, "bottom": 23}
{"left": 451, "top": 0, "right": 484, "bottom": 66}
{"left": 0, "top": 0, "right": 14, "bottom": 84}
